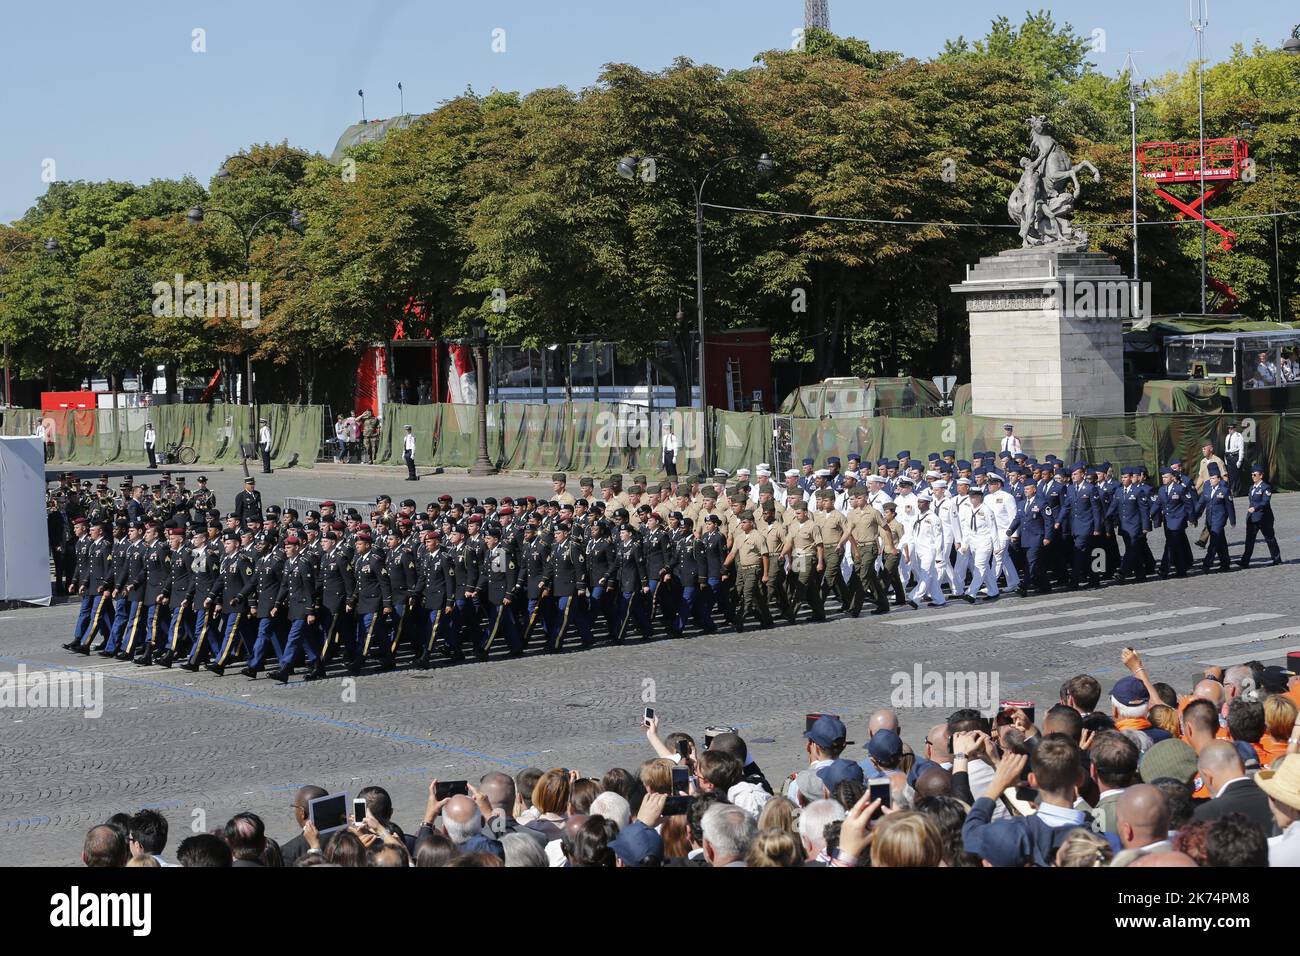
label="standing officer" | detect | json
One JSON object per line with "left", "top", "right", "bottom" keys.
{"left": 412, "top": 529, "right": 453, "bottom": 669}
{"left": 270, "top": 535, "right": 321, "bottom": 683}
{"left": 259, "top": 418, "right": 274, "bottom": 474}
{"left": 1240, "top": 465, "right": 1282, "bottom": 568}
{"left": 241, "top": 533, "right": 286, "bottom": 678}
{"left": 144, "top": 421, "right": 157, "bottom": 469}
{"left": 544, "top": 521, "right": 592, "bottom": 650}
{"left": 209, "top": 529, "right": 256, "bottom": 676}
{"left": 724, "top": 510, "right": 773, "bottom": 632}
{"left": 1114, "top": 468, "right": 1152, "bottom": 585}
{"left": 402, "top": 424, "right": 418, "bottom": 481}
{"left": 1007, "top": 475, "right": 1053, "bottom": 596}
{"left": 1224, "top": 422, "right": 1246, "bottom": 495}
{"left": 352, "top": 531, "right": 393, "bottom": 669}
{"left": 479, "top": 524, "right": 524, "bottom": 657}
{"left": 234, "top": 477, "right": 262, "bottom": 527}
{"left": 1196, "top": 463, "right": 1236, "bottom": 574}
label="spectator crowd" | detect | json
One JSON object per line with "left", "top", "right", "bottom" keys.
{"left": 80, "top": 650, "right": 1300, "bottom": 868}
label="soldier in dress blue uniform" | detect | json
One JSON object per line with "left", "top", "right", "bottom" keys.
{"left": 133, "top": 522, "right": 173, "bottom": 664}
{"left": 1151, "top": 467, "right": 1193, "bottom": 578}
{"left": 1195, "top": 462, "right": 1236, "bottom": 574}
{"left": 156, "top": 526, "right": 195, "bottom": 667}
{"left": 1097, "top": 463, "right": 1122, "bottom": 578}
{"left": 639, "top": 510, "right": 675, "bottom": 636}
{"left": 519, "top": 517, "right": 553, "bottom": 645}
{"left": 180, "top": 525, "right": 222, "bottom": 669}
{"left": 1240, "top": 465, "right": 1282, "bottom": 568}
{"left": 67, "top": 520, "right": 113, "bottom": 654}
{"left": 270, "top": 535, "right": 321, "bottom": 683}
{"left": 699, "top": 513, "right": 730, "bottom": 628}
{"left": 1044, "top": 466, "right": 1071, "bottom": 586}
{"left": 352, "top": 531, "right": 392, "bottom": 667}
{"left": 241, "top": 534, "right": 286, "bottom": 678}
{"left": 313, "top": 528, "right": 360, "bottom": 676}
{"left": 612, "top": 523, "right": 652, "bottom": 642}
{"left": 1058, "top": 462, "right": 1105, "bottom": 589}
{"left": 1112, "top": 468, "right": 1152, "bottom": 584}
{"left": 382, "top": 528, "right": 419, "bottom": 667}
{"left": 585, "top": 519, "right": 617, "bottom": 640}
{"left": 668, "top": 516, "right": 711, "bottom": 634}
{"left": 100, "top": 520, "right": 135, "bottom": 657}
{"left": 544, "top": 521, "right": 593, "bottom": 650}
{"left": 478, "top": 524, "right": 524, "bottom": 657}
{"left": 1007, "top": 475, "right": 1053, "bottom": 596}
{"left": 208, "top": 529, "right": 256, "bottom": 675}
{"left": 413, "top": 529, "right": 453, "bottom": 669}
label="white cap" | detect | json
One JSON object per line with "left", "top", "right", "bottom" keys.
{"left": 784, "top": 469, "right": 800, "bottom": 478}
{"left": 925, "top": 470, "right": 940, "bottom": 479}
{"left": 932, "top": 479, "right": 948, "bottom": 488}
{"left": 815, "top": 468, "right": 831, "bottom": 478}
{"left": 866, "top": 474, "right": 885, "bottom": 484}
{"left": 918, "top": 490, "right": 933, "bottom": 502}
{"left": 757, "top": 463, "right": 771, "bottom": 471}
{"left": 955, "top": 476, "right": 971, "bottom": 486}
{"left": 736, "top": 468, "right": 751, "bottom": 477}
{"left": 713, "top": 469, "right": 729, "bottom": 478}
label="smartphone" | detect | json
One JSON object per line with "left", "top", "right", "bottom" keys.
{"left": 999, "top": 700, "right": 1035, "bottom": 726}
{"left": 353, "top": 797, "right": 367, "bottom": 823}
{"left": 643, "top": 707, "right": 655, "bottom": 727}
{"left": 868, "top": 777, "right": 891, "bottom": 809}
{"left": 671, "top": 767, "right": 691, "bottom": 795}
{"left": 1015, "top": 785, "right": 1040, "bottom": 804}
{"left": 662, "top": 795, "right": 692, "bottom": 816}
{"left": 434, "top": 780, "right": 469, "bottom": 800}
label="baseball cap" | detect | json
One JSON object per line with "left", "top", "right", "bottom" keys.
{"left": 804, "top": 714, "right": 847, "bottom": 750}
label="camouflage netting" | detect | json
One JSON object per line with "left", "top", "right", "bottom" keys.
{"left": 1136, "top": 380, "right": 1231, "bottom": 414}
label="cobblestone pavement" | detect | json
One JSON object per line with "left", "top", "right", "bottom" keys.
{"left": 5, "top": 468, "right": 1297, "bottom": 864}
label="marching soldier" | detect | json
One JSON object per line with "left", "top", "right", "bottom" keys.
{"left": 100, "top": 520, "right": 133, "bottom": 657}
{"left": 241, "top": 533, "right": 286, "bottom": 678}
{"left": 1007, "top": 476, "right": 1053, "bottom": 596}
{"left": 351, "top": 531, "right": 393, "bottom": 668}
{"left": 1240, "top": 465, "right": 1282, "bottom": 568}
{"left": 479, "top": 524, "right": 524, "bottom": 657}
{"left": 156, "top": 526, "right": 195, "bottom": 667}
{"left": 814, "top": 489, "right": 849, "bottom": 610}
{"left": 585, "top": 519, "right": 617, "bottom": 640}
{"left": 878, "top": 502, "right": 907, "bottom": 606}
{"left": 67, "top": 520, "right": 113, "bottom": 654}
{"left": 234, "top": 476, "right": 262, "bottom": 527}
{"left": 383, "top": 528, "right": 419, "bottom": 667}
{"left": 667, "top": 516, "right": 709, "bottom": 634}
{"left": 841, "top": 488, "right": 888, "bottom": 617}
{"left": 544, "top": 521, "right": 593, "bottom": 650}
{"left": 208, "top": 529, "right": 256, "bottom": 676}
{"left": 520, "top": 517, "right": 552, "bottom": 644}
{"left": 699, "top": 513, "right": 730, "bottom": 627}
{"left": 902, "top": 492, "right": 946, "bottom": 609}
{"left": 134, "top": 522, "right": 173, "bottom": 665}
{"left": 1059, "top": 463, "right": 1105, "bottom": 590}
{"left": 1152, "top": 467, "right": 1193, "bottom": 579}
{"left": 724, "top": 510, "right": 773, "bottom": 632}
{"left": 413, "top": 529, "right": 453, "bottom": 669}
{"left": 1196, "top": 463, "right": 1236, "bottom": 574}
{"left": 783, "top": 501, "right": 825, "bottom": 622}
{"left": 181, "top": 525, "right": 222, "bottom": 670}
{"left": 640, "top": 510, "right": 675, "bottom": 636}
{"left": 611, "top": 523, "right": 652, "bottom": 642}
{"left": 1113, "top": 468, "right": 1152, "bottom": 585}
{"left": 314, "top": 528, "right": 360, "bottom": 676}
{"left": 759, "top": 501, "right": 792, "bottom": 622}
{"left": 270, "top": 535, "right": 321, "bottom": 682}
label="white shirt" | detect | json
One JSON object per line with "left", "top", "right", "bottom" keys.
{"left": 1224, "top": 431, "right": 1244, "bottom": 464}
{"left": 1000, "top": 434, "right": 1022, "bottom": 455}
{"left": 1268, "top": 820, "right": 1300, "bottom": 867}
{"left": 259, "top": 425, "right": 272, "bottom": 449}
{"left": 662, "top": 431, "right": 680, "bottom": 456}
{"left": 404, "top": 433, "right": 416, "bottom": 454}
{"left": 143, "top": 426, "right": 156, "bottom": 447}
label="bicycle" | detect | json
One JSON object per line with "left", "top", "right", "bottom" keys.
{"left": 164, "top": 440, "right": 198, "bottom": 465}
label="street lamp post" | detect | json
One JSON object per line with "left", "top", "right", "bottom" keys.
{"left": 616, "top": 151, "right": 773, "bottom": 472}
{"left": 468, "top": 318, "right": 496, "bottom": 476}
{"left": 185, "top": 204, "right": 304, "bottom": 464}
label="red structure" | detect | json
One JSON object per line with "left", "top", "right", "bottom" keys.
{"left": 1137, "top": 137, "right": 1249, "bottom": 252}
{"left": 704, "top": 327, "right": 773, "bottom": 411}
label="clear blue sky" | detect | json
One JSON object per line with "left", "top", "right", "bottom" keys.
{"left": 2, "top": 0, "right": 1294, "bottom": 224}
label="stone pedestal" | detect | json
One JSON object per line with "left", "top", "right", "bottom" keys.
{"left": 951, "top": 244, "right": 1138, "bottom": 419}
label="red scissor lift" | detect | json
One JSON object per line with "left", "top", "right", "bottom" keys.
{"left": 1138, "top": 137, "right": 1248, "bottom": 311}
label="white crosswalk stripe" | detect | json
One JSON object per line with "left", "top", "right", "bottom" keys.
{"left": 1199, "top": 644, "right": 1300, "bottom": 666}
{"left": 938, "top": 601, "right": 1150, "bottom": 634}
{"left": 883, "top": 594, "right": 1100, "bottom": 626}
{"left": 1068, "top": 613, "right": 1284, "bottom": 648}
{"left": 1000, "top": 606, "right": 1215, "bottom": 641}
{"left": 1145, "top": 629, "right": 1297, "bottom": 657}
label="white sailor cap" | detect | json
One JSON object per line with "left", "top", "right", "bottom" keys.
{"left": 925, "top": 470, "right": 940, "bottom": 479}
{"left": 866, "top": 474, "right": 885, "bottom": 484}
{"left": 815, "top": 468, "right": 831, "bottom": 478}
{"left": 735, "top": 467, "right": 751, "bottom": 477}
{"left": 756, "top": 463, "right": 771, "bottom": 472}
{"left": 784, "top": 469, "right": 800, "bottom": 478}
{"left": 917, "top": 490, "right": 933, "bottom": 502}
{"left": 932, "top": 479, "right": 948, "bottom": 488}
{"left": 955, "top": 476, "right": 972, "bottom": 486}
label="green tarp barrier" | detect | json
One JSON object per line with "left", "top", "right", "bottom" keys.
{"left": 0, "top": 403, "right": 318, "bottom": 467}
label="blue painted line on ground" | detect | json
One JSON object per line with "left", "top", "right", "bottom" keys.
{"left": 4, "top": 816, "right": 51, "bottom": 830}
{"left": 0, "top": 653, "right": 530, "bottom": 770}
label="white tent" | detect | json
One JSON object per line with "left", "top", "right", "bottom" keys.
{"left": 0, "top": 436, "right": 51, "bottom": 605}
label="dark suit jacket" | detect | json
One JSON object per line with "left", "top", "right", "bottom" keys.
{"left": 281, "top": 832, "right": 310, "bottom": 867}
{"left": 232, "top": 858, "right": 265, "bottom": 867}
{"left": 1192, "top": 778, "right": 1276, "bottom": 834}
